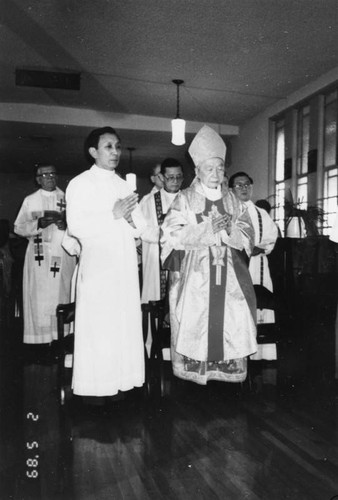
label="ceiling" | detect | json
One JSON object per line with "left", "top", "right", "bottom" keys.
{"left": 1, "top": 0, "right": 338, "bottom": 178}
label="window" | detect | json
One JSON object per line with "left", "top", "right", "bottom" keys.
{"left": 274, "top": 119, "right": 286, "bottom": 235}
{"left": 323, "top": 91, "right": 338, "bottom": 234}
{"left": 275, "top": 181, "right": 285, "bottom": 235}
{"left": 323, "top": 168, "right": 338, "bottom": 235}
{"left": 296, "top": 105, "right": 309, "bottom": 211}
{"left": 275, "top": 120, "right": 285, "bottom": 182}
{"left": 272, "top": 88, "right": 338, "bottom": 236}
{"left": 297, "top": 105, "right": 310, "bottom": 176}
{"left": 324, "top": 91, "right": 337, "bottom": 168}
{"left": 297, "top": 177, "right": 308, "bottom": 209}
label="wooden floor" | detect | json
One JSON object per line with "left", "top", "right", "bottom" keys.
{"left": 1, "top": 319, "right": 338, "bottom": 500}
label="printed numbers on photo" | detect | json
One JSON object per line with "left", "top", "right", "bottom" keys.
{"left": 26, "top": 470, "right": 39, "bottom": 479}
{"left": 26, "top": 441, "right": 39, "bottom": 449}
{"left": 26, "top": 458, "right": 38, "bottom": 467}
{"left": 27, "top": 412, "right": 39, "bottom": 421}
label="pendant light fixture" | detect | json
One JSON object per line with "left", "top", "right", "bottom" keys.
{"left": 171, "top": 79, "right": 186, "bottom": 146}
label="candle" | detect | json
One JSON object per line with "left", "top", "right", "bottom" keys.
{"left": 126, "top": 173, "right": 137, "bottom": 191}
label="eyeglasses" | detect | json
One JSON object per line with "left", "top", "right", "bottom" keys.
{"left": 233, "top": 183, "right": 251, "bottom": 190}
{"left": 38, "top": 172, "right": 57, "bottom": 179}
{"left": 164, "top": 174, "right": 183, "bottom": 182}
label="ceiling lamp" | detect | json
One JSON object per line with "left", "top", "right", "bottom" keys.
{"left": 171, "top": 79, "right": 186, "bottom": 146}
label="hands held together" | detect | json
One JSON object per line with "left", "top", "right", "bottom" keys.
{"left": 212, "top": 213, "right": 232, "bottom": 235}
{"left": 38, "top": 211, "right": 66, "bottom": 230}
{"left": 113, "top": 193, "right": 139, "bottom": 222}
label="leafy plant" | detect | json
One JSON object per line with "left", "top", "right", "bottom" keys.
{"left": 284, "top": 199, "right": 325, "bottom": 236}
{"left": 266, "top": 189, "right": 326, "bottom": 237}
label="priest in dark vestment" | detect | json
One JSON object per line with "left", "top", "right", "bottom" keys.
{"left": 139, "top": 158, "right": 184, "bottom": 305}
{"left": 160, "top": 125, "right": 257, "bottom": 384}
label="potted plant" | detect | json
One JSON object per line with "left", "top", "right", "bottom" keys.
{"left": 284, "top": 192, "right": 325, "bottom": 238}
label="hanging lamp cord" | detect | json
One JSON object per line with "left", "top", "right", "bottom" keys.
{"left": 176, "top": 83, "right": 180, "bottom": 119}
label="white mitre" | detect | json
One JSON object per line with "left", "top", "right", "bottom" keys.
{"left": 188, "top": 125, "right": 226, "bottom": 167}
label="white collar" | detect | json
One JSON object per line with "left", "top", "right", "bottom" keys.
{"left": 244, "top": 200, "right": 254, "bottom": 208}
{"left": 200, "top": 182, "right": 222, "bottom": 201}
{"left": 162, "top": 189, "right": 179, "bottom": 200}
{"left": 41, "top": 189, "right": 56, "bottom": 197}
{"left": 91, "top": 164, "right": 117, "bottom": 177}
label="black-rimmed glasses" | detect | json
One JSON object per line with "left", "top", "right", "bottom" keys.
{"left": 233, "top": 183, "right": 251, "bottom": 190}
{"left": 164, "top": 174, "right": 183, "bottom": 182}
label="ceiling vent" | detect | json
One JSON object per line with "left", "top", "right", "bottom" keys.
{"left": 15, "top": 69, "right": 81, "bottom": 90}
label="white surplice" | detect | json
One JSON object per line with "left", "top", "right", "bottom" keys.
{"left": 66, "top": 165, "right": 146, "bottom": 396}
{"left": 245, "top": 200, "right": 278, "bottom": 360}
{"left": 246, "top": 200, "right": 278, "bottom": 323}
{"left": 14, "top": 188, "right": 76, "bottom": 344}
{"left": 139, "top": 188, "right": 178, "bottom": 304}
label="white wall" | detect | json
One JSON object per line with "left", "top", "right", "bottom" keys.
{"left": 232, "top": 66, "right": 338, "bottom": 202}
{"left": 229, "top": 116, "right": 269, "bottom": 202}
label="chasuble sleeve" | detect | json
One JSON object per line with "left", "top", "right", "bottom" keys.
{"left": 14, "top": 197, "right": 40, "bottom": 238}
{"left": 225, "top": 208, "right": 255, "bottom": 257}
